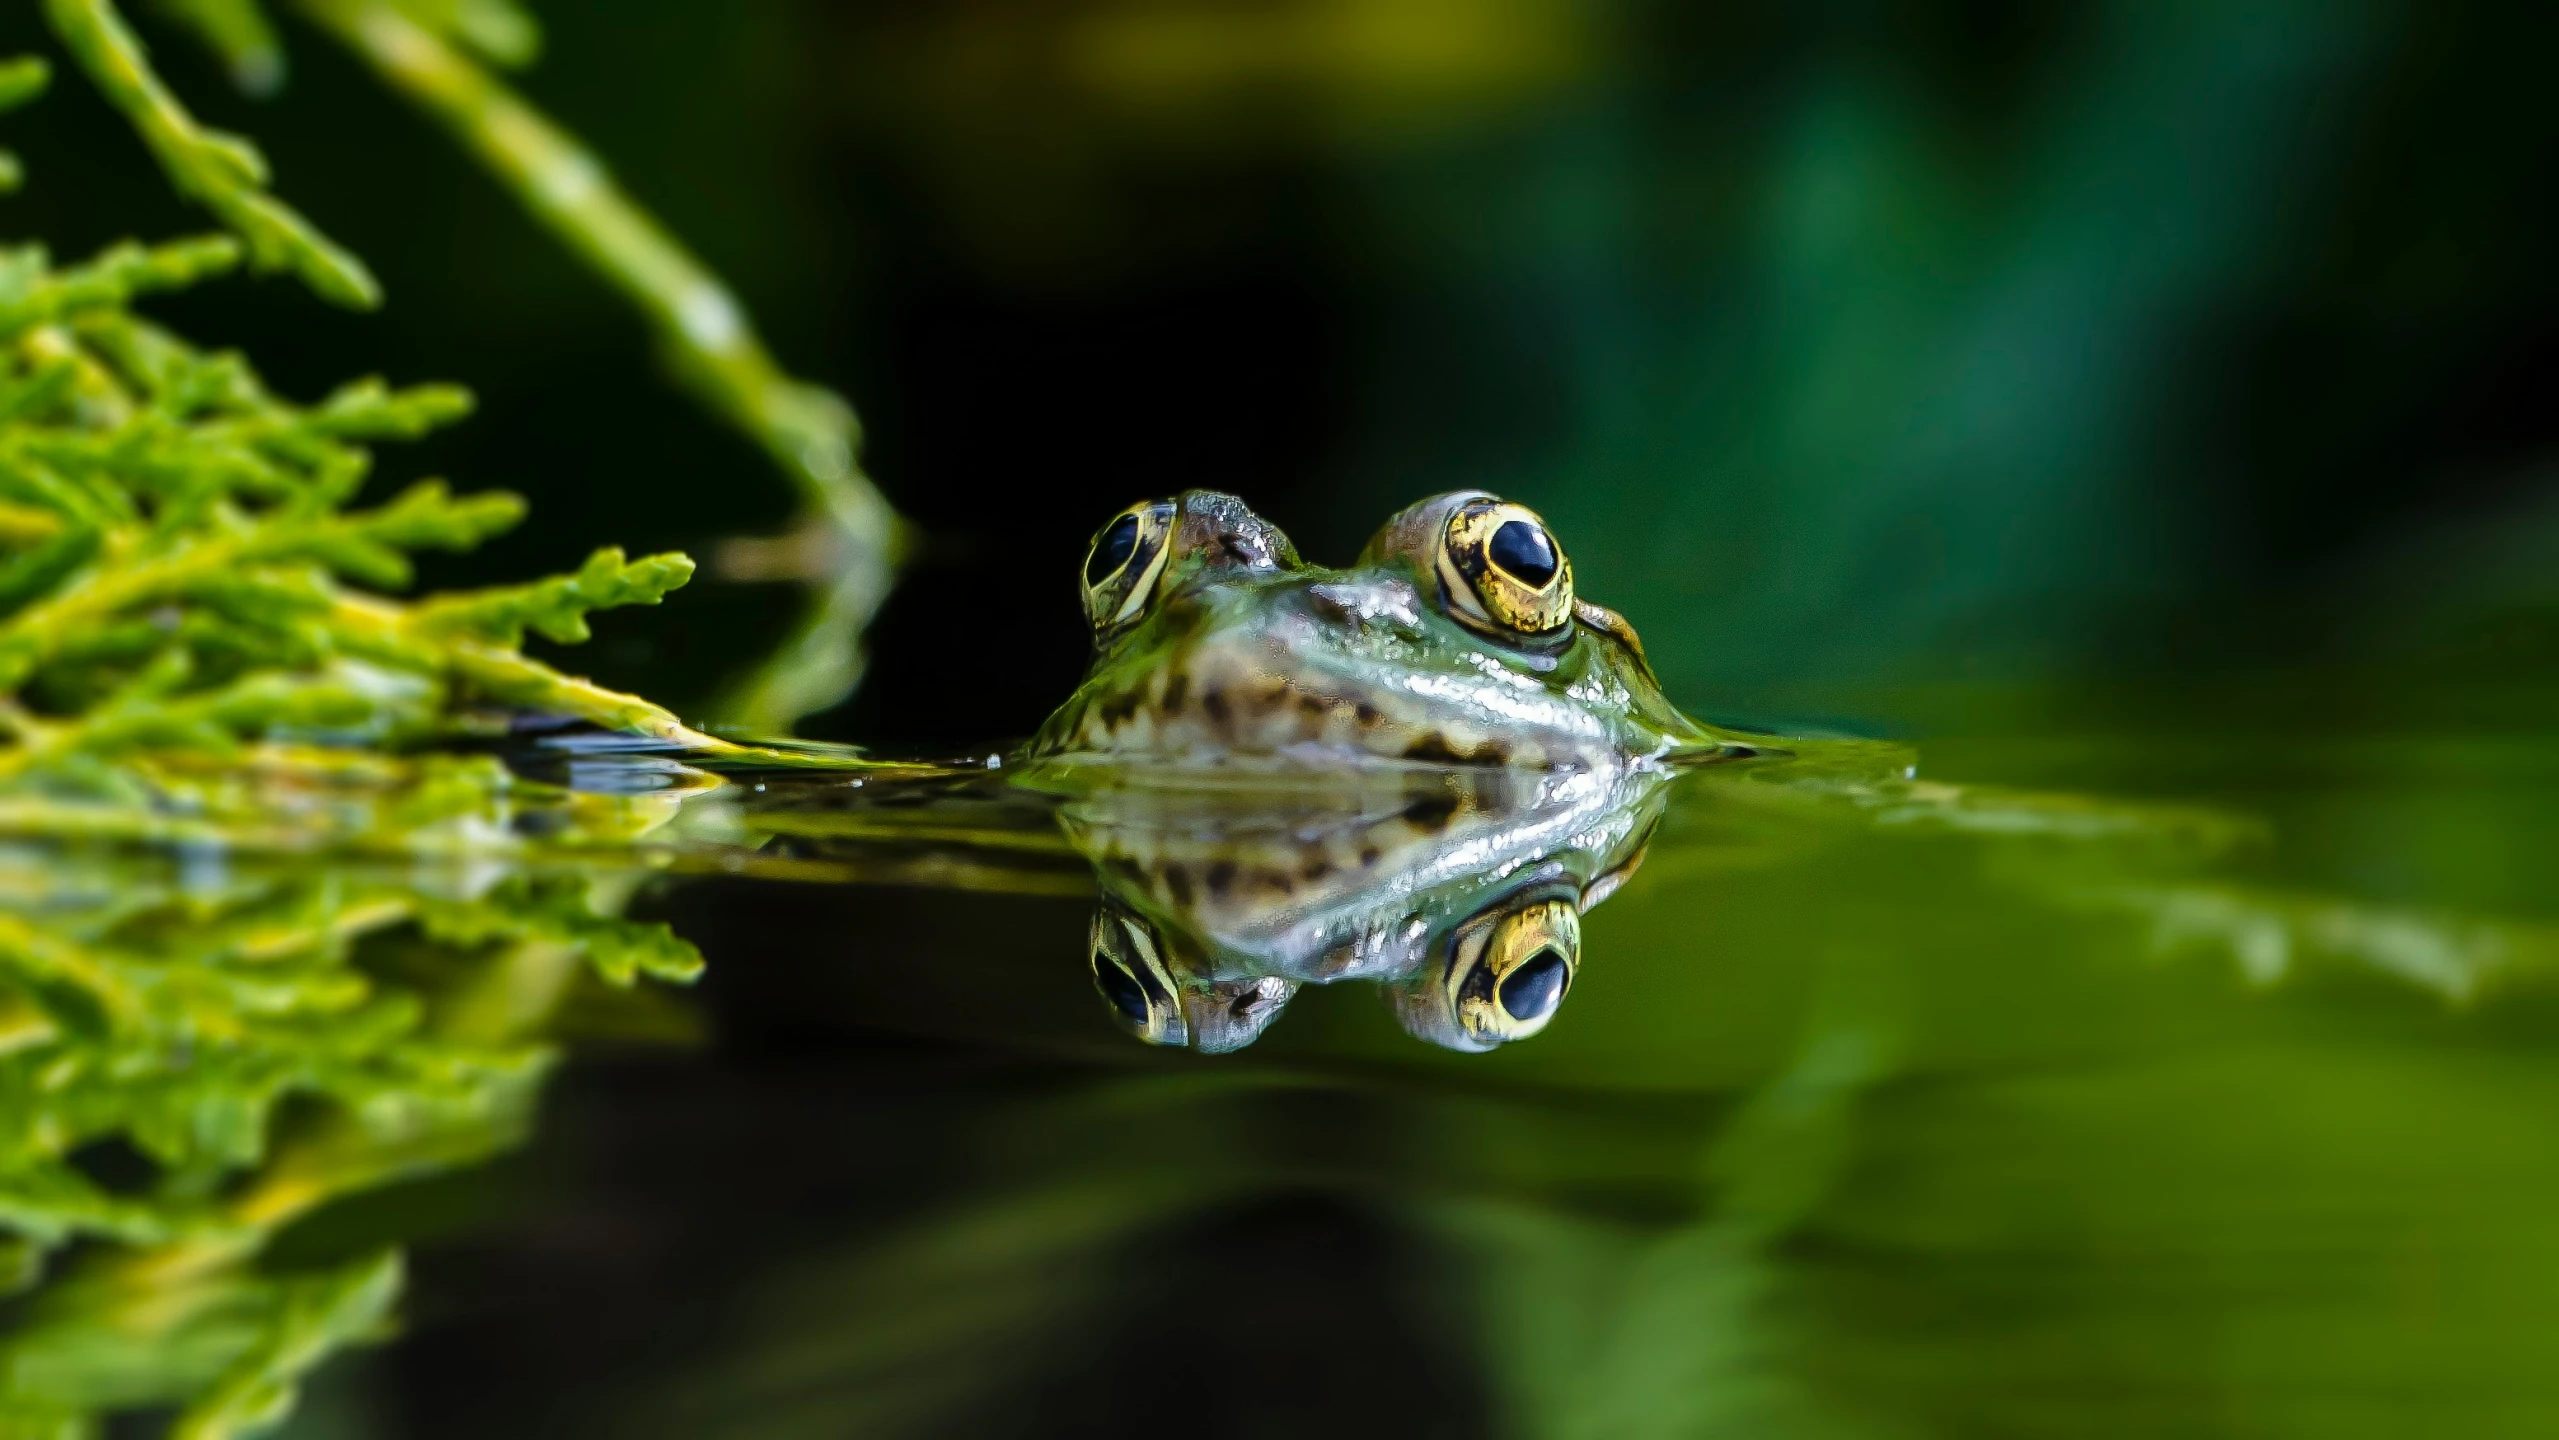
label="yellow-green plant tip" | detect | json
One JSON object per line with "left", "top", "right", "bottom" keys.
{"left": 47, "top": 0, "right": 384, "bottom": 310}
{"left": 0, "top": 57, "right": 50, "bottom": 111}
{"left": 406, "top": 0, "right": 542, "bottom": 67}
{"left": 154, "top": 0, "right": 288, "bottom": 97}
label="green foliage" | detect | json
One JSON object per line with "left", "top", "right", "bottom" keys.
{"left": 47, "top": 0, "right": 377, "bottom": 307}
{"left": 0, "top": 217, "right": 739, "bottom": 849}
{"left": 386, "top": 0, "right": 539, "bottom": 68}
{"left": 148, "top": 0, "right": 285, "bottom": 96}
{"left": 4, "top": 1246, "right": 401, "bottom": 1439}
{"left": 0, "top": 54, "right": 49, "bottom": 194}
{"left": 0, "top": 51, "right": 729, "bottom": 1433}
{"left": 33, "top": 0, "right": 901, "bottom": 731}
{"left": 415, "top": 547, "right": 696, "bottom": 649}
{"left": 0, "top": 852, "right": 683, "bottom": 1260}
{"left": 0, "top": 845, "right": 697, "bottom": 1436}
{"left": 285, "top": 0, "right": 896, "bottom": 730}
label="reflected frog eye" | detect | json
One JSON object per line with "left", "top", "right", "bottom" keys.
{"left": 1445, "top": 896, "right": 1581, "bottom": 1045}
{"left": 1088, "top": 907, "right": 1186, "bottom": 1046}
{"left": 1437, "top": 498, "right": 1574, "bottom": 637}
{"left": 1080, "top": 499, "right": 1178, "bottom": 636}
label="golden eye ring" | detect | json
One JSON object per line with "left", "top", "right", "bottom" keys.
{"left": 1081, "top": 499, "right": 1178, "bottom": 636}
{"left": 1436, "top": 498, "right": 1574, "bottom": 638}
{"left": 1445, "top": 896, "right": 1581, "bottom": 1045}
{"left": 1088, "top": 907, "right": 1187, "bottom": 1046}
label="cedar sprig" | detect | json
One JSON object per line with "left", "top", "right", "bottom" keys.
{"left": 40, "top": 0, "right": 900, "bottom": 732}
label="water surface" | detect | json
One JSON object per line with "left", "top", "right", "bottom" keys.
{"left": 7, "top": 698, "right": 2557, "bottom": 1438}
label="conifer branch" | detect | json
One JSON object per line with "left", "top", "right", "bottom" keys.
{"left": 0, "top": 31, "right": 854, "bottom": 1436}
{"left": 293, "top": 0, "right": 901, "bottom": 730}
{"left": 387, "top": 0, "right": 537, "bottom": 67}
{"left": 150, "top": 0, "right": 287, "bottom": 95}
{"left": 0, "top": 55, "right": 51, "bottom": 192}
{"left": 0, "top": 228, "right": 783, "bottom": 850}
{"left": 44, "top": 0, "right": 380, "bottom": 307}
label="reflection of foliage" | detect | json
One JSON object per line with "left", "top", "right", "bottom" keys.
{"left": 42, "top": 0, "right": 899, "bottom": 732}
{"left": 2095, "top": 881, "right": 2559, "bottom": 1002}
{"left": 0, "top": 846, "right": 698, "bottom": 1437}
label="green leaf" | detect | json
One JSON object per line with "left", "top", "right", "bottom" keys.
{"left": 44, "top": 0, "right": 380, "bottom": 308}
{"left": 413, "top": 546, "right": 696, "bottom": 646}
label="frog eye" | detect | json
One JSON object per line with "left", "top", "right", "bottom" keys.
{"left": 1444, "top": 896, "right": 1581, "bottom": 1046}
{"left": 1088, "top": 907, "right": 1187, "bottom": 1046}
{"left": 1081, "top": 499, "right": 1178, "bottom": 635}
{"left": 1436, "top": 499, "right": 1574, "bottom": 637}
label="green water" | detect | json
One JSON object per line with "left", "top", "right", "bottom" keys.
{"left": 8, "top": 684, "right": 2554, "bottom": 1438}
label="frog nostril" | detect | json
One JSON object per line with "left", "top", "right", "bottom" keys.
{"left": 1497, "top": 947, "right": 1569, "bottom": 1023}
{"left": 1489, "top": 520, "right": 1559, "bottom": 588}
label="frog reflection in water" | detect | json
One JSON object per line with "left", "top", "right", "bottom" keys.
{"left": 1019, "top": 490, "right": 1744, "bottom": 1052}
{"left": 1069, "top": 765, "right": 1669, "bottom": 1052}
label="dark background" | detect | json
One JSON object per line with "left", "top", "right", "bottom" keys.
{"left": 6, "top": 0, "right": 2555, "bottom": 746}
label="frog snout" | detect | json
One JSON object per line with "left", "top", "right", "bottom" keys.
{"left": 1302, "top": 576, "right": 1427, "bottom": 636}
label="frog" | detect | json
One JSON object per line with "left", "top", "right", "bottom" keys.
{"left": 1021, "top": 490, "right": 1752, "bottom": 778}
{"left": 726, "top": 489, "right": 1739, "bottom": 1053}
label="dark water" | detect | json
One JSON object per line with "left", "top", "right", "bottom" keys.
{"left": 9, "top": 698, "right": 2548, "bottom": 1438}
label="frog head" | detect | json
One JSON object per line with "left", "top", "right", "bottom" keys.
{"left": 1023, "top": 490, "right": 1741, "bottom": 776}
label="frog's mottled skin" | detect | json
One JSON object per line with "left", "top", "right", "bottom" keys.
{"left": 1025, "top": 491, "right": 1739, "bottom": 775}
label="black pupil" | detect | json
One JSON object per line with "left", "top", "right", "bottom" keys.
{"left": 1498, "top": 947, "right": 1569, "bottom": 1022}
{"left": 1093, "top": 951, "right": 1150, "bottom": 1023}
{"left": 1488, "top": 520, "right": 1558, "bottom": 588}
{"left": 1086, "top": 513, "right": 1142, "bottom": 588}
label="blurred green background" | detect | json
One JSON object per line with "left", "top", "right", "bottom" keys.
{"left": 9, "top": 0, "right": 2554, "bottom": 747}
